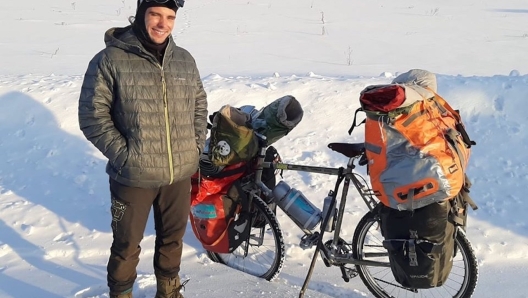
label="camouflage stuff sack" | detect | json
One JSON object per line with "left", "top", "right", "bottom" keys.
{"left": 209, "top": 105, "right": 259, "bottom": 166}
{"left": 251, "top": 95, "right": 304, "bottom": 145}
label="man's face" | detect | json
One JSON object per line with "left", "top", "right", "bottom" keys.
{"left": 144, "top": 6, "right": 176, "bottom": 44}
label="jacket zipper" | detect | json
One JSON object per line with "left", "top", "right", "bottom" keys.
{"left": 161, "top": 67, "right": 174, "bottom": 184}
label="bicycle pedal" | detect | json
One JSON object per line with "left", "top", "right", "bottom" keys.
{"left": 299, "top": 232, "right": 319, "bottom": 250}
{"left": 340, "top": 266, "right": 358, "bottom": 283}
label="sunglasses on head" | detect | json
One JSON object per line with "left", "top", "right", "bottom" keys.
{"left": 138, "top": 0, "right": 185, "bottom": 8}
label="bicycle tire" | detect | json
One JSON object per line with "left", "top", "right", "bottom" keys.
{"left": 206, "top": 196, "right": 285, "bottom": 281}
{"left": 352, "top": 210, "right": 478, "bottom": 298}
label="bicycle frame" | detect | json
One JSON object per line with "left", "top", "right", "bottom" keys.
{"left": 251, "top": 145, "right": 390, "bottom": 268}
{"left": 245, "top": 144, "right": 393, "bottom": 297}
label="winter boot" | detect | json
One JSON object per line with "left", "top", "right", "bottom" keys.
{"left": 155, "top": 276, "right": 188, "bottom": 298}
{"left": 109, "top": 288, "right": 133, "bottom": 298}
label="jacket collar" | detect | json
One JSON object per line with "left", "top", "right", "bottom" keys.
{"left": 104, "top": 26, "right": 174, "bottom": 64}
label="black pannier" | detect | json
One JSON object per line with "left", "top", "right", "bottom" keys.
{"left": 379, "top": 201, "right": 456, "bottom": 289}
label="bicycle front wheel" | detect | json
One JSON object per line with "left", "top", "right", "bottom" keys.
{"left": 352, "top": 210, "right": 478, "bottom": 298}
{"left": 206, "top": 196, "right": 285, "bottom": 281}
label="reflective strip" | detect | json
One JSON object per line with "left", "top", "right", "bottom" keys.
{"left": 284, "top": 191, "right": 300, "bottom": 210}
{"left": 432, "top": 97, "right": 448, "bottom": 114}
{"left": 402, "top": 109, "right": 427, "bottom": 127}
{"left": 276, "top": 163, "right": 288, "bottom": 170}
{"left": 365, "top": 142, "right": 382, "bottom": 154}
{"left": 304, "top": 212, "right": 320, "bottom": 230}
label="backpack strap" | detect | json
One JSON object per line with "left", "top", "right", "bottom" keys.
{"left": 431, "top": 93, "right": 476, "bottom": 148}
{"left": 206, "top": 163, "right": 248, "bottom": 179}
{"left": 445, "top": 128, "right": 468, "bottom": 168}
{"left": 207, "top": 112, "right": 218, "bottom": 130}
{"left": 227, "top": 180, "right": 252, "bottom": 251}
{"left": 217, "top": 167, "right": 246, "bottom": 178}
{"left": 348, "top": 108, "right": 366, "bottom": 135}
{"left": 449, "top": 175, "right": 478, "bottom": 228}
{"left": 455, "top": 122, "right": 477, "bottom": 148}
{"left": 461, "top": 174, "right": 478, "bottom": 211}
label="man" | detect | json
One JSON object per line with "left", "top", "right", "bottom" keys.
{"left": 78, "top": 0, "right": 208, "bottom": 297}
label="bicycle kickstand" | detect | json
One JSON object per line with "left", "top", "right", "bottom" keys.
{"left": 298, "top": 234, "right": 324, "bottom": 298}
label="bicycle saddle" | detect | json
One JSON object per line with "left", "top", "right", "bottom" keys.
{"left": 328, "top": 143, "right": 365, "bottom": 158}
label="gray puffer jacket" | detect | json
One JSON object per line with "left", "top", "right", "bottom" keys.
{"left": 78, "top": 26, "right": 208, "bottom": 188}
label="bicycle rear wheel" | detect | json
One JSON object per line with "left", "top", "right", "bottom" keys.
{"left": 206, "top": 196, "right": 285, "bottom": 281}
{"left": 352, "top": 210, "right": 478, "bottom": 298}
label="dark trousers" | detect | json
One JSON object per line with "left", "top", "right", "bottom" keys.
{"left": 107, "top": 177, "right": 191, "bottom": 294}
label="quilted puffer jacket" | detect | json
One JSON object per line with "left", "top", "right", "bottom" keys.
{"left": 78, "top": 26, "right": 208, "bottom": 188}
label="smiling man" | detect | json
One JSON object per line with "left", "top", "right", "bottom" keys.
{"left": 78, "top": 0, "right": 208, "bottom": 297}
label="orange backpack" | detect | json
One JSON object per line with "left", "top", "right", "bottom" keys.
{"left": 349, "top": 84, "right": 475, "bottom": 210}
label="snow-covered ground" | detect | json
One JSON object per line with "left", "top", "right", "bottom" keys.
{"left": 1, "top": 0, "right": 527, "bottom": 297}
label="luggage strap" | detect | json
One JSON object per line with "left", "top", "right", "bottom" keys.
{"left": 408, "top": 239, "right": 418, "bottom": 267}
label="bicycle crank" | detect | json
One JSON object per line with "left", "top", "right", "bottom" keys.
{"left": 320, "top": 238, "right": 351, "bottom": 266}
{"left": 318, "top": 238, "right": 358, "bottom": 281}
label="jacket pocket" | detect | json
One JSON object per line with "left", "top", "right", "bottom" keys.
{"left": 119, "top": 149, "right": 130, "bottom": 172}
{"left": 118, "top": 141, "right": 141, "bottom": 179}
